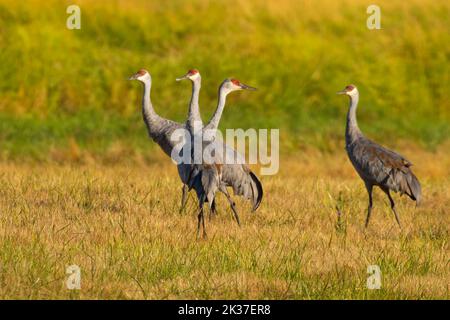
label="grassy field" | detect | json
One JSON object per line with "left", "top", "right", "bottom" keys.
{"left": 0, "top": 147, "right": 448, "bottom": 299}
{"left": 0, "top": 0, "right": 449, "bottom": 299}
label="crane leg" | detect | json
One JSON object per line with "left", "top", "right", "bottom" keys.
{"left": 197, "top": 207, "right": 207, "bottom": 239}
{"left": 180, "top": 184, "right": 188, "bottom": 214}
{"left": 181, "top": 166, "right": 195, "bottom": 214}
{"left": 209, "top": 199, "right": 217, "bottom": 221}
{"left": 220, "top": 186, "right": 240, "bottom": 227}
{"left": 364, "top": 184, "right": 373, "bottom": 228}
{"left": 382, "top": 188, "right": 402, "bottom": 229}
{"left": 196, "top": 196, "right": 207, "bottom": 239}
{"left": 228, "top": 199, "right": 241, "bottom": 227}
{"left": 201, "top": 209, "right": 207, "bottom": 239}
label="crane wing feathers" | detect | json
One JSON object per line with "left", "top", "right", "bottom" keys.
{"left": 349, "top": 138, "right": 421, "bottom": 203}
{"left": 147, "top": 119, "right": 184, "bottom": 158}
{"left": 200, "top": 165, "right": 220, "bottom": 203}
{"left": 193, "top": 138, "right": 263, "bottom": 210}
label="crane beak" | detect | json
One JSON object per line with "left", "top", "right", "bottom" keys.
{"left": 336, "top": 89, "right": 347, "bottom": 95}
{"left": 176, "top": 72, "right": 190, "bottom": 81}
{"left": 240, "top": 83, "right": 257, "bottom": 91}
{"left": 128, "top": 74, "right": 137, "bottom": 80}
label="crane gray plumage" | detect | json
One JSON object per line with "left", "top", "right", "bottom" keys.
{"left": 338, "top": 84, "right": 421, "bottom": 228}
{"left": 187, "top": 138, "right": 263, "bottom": 238}
{"left": 176, "top": 70, "right": 229, "bottom": 216}
{"left": 175, "top": 69, "right": 204, "bottom": 211}
{"left": 185, "top": 78, "right": 261, "bottom": 238}
{"left": 128, "top": 69, "right": 193, "bottom": 198}
{"left": 176, "top": 70, "right": 262, "bottom": 217}
{"left": 129, "top": 69, "right": 262, "bottom": 238}
{"left": 199, "top": 78, "right": 262, "bottom": 213}
{"left": 177, "top": 73, "right": 262, "bottom": 236}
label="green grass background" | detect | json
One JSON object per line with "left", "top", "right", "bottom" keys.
{"left": 0, "top": 0, "right": 449, "bottom": 161}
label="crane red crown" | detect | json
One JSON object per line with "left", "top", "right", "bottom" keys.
{"left": 137, "top": 69, "right": 148, "bottom": 76}
{"left": 188, "top": 69, "right": 199, "bottom": 75}
{"left": 346, "top": 85, "right": 355, "bottom": 91}
{"left": 231, "top": 79, "right": 241, "bottom": 86}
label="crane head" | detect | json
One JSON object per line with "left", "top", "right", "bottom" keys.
{"left": 222, "top": 78, "right": 257, "bottom": 92}
{"left": 337, "top": 84, "right": 358, "bottom": 96}
{"left": 128, "top": 69, "right": 150, "bottom": 82}
{"left": 176, "top": 69, "right": 200, "bottom": 82}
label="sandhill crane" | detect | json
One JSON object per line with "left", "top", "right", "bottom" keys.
{"left": 176, "top": 73, "right": 263, "bottom": 225}
{"left": 186, "top": 78, "right": 260, "bottom": 238}
{"left": 198, "top": 79, "right": 261, "bottom": 220}
{"left": 175, "top": 69, "right": 203, "bottom": 210}
{"left": 128, "top": 69, "right": 195, "bottom": 204}
{"left": 128, "top": 69, "right": 181, "bottom": 155}
{"left": 337, "top": 85, "right": 421, "bottom": 228}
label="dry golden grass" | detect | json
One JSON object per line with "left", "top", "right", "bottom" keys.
{"left": 0, "top": 146, "right": 448, "bottom": 299}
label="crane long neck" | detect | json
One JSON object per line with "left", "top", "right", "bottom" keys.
{"left": 187, "top": 77, "right": 203, "bottom": 131}
{"left": 141, "top": 78, "right": 161, "bottom": 136}
{"left": 205, "top": 85, "right": 228, "bottom": 131}
{"left": 346, "top": 93, "right": 363, "bottom": 144}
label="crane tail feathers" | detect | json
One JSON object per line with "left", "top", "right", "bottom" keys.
{"left": 406, "top": 171, "right": 421, "bottom": 206}
{"left": 249, "top": 171, "right": 263, "bottom": 211}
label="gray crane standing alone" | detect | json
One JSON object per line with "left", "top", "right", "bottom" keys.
{"left": 337, "top": 85, "right": 421, "bottom": 228}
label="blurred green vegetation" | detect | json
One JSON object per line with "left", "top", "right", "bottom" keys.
{"left": 0, "top": 0, "right": 449, "bottom": 161}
